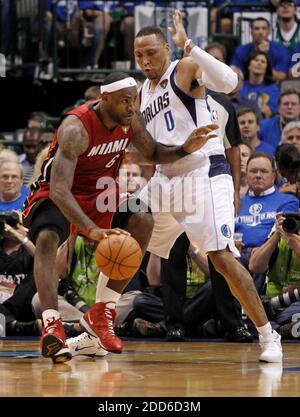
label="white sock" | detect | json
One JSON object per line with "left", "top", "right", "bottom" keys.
{"left": 98, "top": 286, "right": 121, "bottom": 309}
{"left": 257, "top": 322, "right": 273, "bottom": 339}
{"left": 95, "top": 272, "right": 109, "bottom": 302}
{"left": 42, "top": 309, "right": 60, "bottom": 326}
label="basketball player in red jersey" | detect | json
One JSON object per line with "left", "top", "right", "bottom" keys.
{"left": 23, "top": 71, "right": 218, "bottom": 363}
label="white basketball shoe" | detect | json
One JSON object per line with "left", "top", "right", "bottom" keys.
{"left": 259, "top": 330, "right": 283, "bottom": 363}
{"left": 67, "top": 332, "right": 108, "bottom": 357}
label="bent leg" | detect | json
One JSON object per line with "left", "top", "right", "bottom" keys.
{"left": 208, "top": 248, "right": 268, "bottom": 327}
{"left": 34, "top": 229, "right": 60, "bottom": 311}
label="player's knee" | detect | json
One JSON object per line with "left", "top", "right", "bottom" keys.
{"left": 209, "top": 250, "right": 230, "bottom": 275}
{"left": 36, "top": 228, "right": 60, "bottom": 251}
{"left": 130, "top": 211, "right": 154, "bottom": 234}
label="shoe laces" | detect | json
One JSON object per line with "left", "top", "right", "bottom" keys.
{"left": 45, "top": 317, "right": 60, "bottom": 331}
{"left": 103, "top": 306, "right": 115, "bottom": 336}
{"left": 260, "top": 334, "right": 281, "bottom": 351}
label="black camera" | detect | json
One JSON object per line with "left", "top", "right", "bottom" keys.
{"left": 0, "top": 211, "right": 19, "bottom": 237}
{"left": 282, "top": 212, "right": 300, "bottom": 234}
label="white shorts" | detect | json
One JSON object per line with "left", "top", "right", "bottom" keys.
{"left": 139, "top": 157, "right": 239, "bottom": 259}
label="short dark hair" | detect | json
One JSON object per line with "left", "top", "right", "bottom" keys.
{"left": 279, "top": 88, "right": 300, "bottom": 104}
{"left": 237, "top": 108, "right": 260, "bottom": 124}
{"left": 204, "top": 42, "right": 226, "bottom": 61}
{"left": 102, "top": 72, "right": 130, "bottom": 86}
{"left": 250, "top": 17, "right": 270, "bottom": 29}
{"left": 275, "top": 144, "right": 300, "bottom": 173}
{"left": 135, "top": 26, "right": 167, "bottom": 43}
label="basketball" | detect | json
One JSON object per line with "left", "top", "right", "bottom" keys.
{"left": 95, "top": 234, "right": 142, "bottom": 280}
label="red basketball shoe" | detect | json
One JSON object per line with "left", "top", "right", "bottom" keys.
{"left": 40, "top": 317, "right": 72, "bottom": 363}
{"left": 80, "top": 302, "right": 123, "bottom": 353}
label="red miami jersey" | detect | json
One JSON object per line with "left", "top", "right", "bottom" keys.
{"left": 23, "top": 100, "right": 133, "bottom": 230}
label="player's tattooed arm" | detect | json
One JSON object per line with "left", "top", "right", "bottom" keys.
{"left": 49, "top": 115, "right": 95, "bottom": 230}
{"left": 131, "top": 110, "right": 218, "bottom": 163}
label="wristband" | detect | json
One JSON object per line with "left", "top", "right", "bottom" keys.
{"left": 85, "top": 225, "right": 96, "bottom": 237}
{"left": 22, "top": 236, "right": 29, "bottom": 245}
{"left": 184, "top": 38, "right": 193, "bottom": 53}
{"left": 175, "top": 146, "right": 190, "bottom": 158}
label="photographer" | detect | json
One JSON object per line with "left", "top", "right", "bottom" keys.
{"left": 0, "top": 212, "right": 39, "bottom": 336}
{"left": 249, "top": 212, "right": 300, "bottom": 338}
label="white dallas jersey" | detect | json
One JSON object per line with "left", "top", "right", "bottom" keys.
{"left": 140, "top": 60, "right": 225, "bottom": 176}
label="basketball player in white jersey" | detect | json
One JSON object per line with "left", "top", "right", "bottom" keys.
{"left": 134, "top": 10, "right": 282, "bottom": 362}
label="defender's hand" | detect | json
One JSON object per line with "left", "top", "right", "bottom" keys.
{"left": 182, "top": 124, "right": 219, "bottom": 154}
{"left": 168, "top": 10, "right": 188, "bottom": 49}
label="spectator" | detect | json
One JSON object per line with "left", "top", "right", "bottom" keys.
{"left": 240, "top": 51, "right": 280, "bottom": 118}
{"left": 259, "top": 89, "right": 300, "bottom": 149}
{"left": 204, "top": 42, "right": 227, "bottom": 63}
{"left": 239, "top": 142, "right": 253, "bottom": 198}
{"left": 231, "top": 16, "right": 291, "bottom": 82}
{"left": 249, "top": 212, "right": 300, "bottom": 338}
{"left": 275, "top": 0, "right": 300, "bottom": 54}
{"left": 0, "top": 160, "right": 28, "bottom": 211}
{"left": 235, "top": 152, "right": 299, "bottom": 270}
{"left": 0, "top": 213, "right": 39, "bottom": 337}
{"left": 281, "top": 121, "right": 300, "bottom": 151}
{"left": 237, "top": 108, "right": 276, "bottom": 155}
{"left": 19, "top": 128, "right": 43, "bottom": 186}
{"left": 118, "top": 162, "right": 147, "bottom": 195}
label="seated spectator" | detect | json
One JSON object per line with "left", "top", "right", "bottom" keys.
{"left": 118, "top": 162, "right": 147, "bottom": 195}
{"left": 19, "top": 127, "right": 43, "bottom": 186}
{"left": 281, "top": 121, "right": 300, "bottom": 151}
{"left": 0, "top": 160, "right": 28, "bottom": 211}
{"left": 237, "top": 108, "right": 276, "bottom": 155}
{"left": 259, "top": 88, "right": 300, "bottom": 149}
{"left": 27, "top": 112, "right": 48, "bottom": 129}
{"left": 239, "top": 143, "right": 253, "bottom": 198}
{"left": 0, "top": 214, "right": 39, "bottom": 336}
{"left": 204, "top": 42, "right": 227, "bottom": 63}
{"left": 231, "top": 16, "right": 291, "bottom": 82}
{"left": 84, "top": 85, "right": 100, "bottom": 101}
{"left": 240, "top": 51, "right": 280, "bottom": 118}
{"left": 235, "top": 152, "right": 299, "bottom": 273}
{"left": 275, "top": 0, "right": 300, "bottom": 54}
{"left": 249, "top": 213, "right": 300, "bottom": 338}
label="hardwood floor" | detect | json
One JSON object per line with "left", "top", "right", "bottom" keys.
{"left": 0, "top": 339, "right": 299, "bottom": 397}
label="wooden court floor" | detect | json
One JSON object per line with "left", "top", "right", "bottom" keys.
{"left": 0, "top": 338, "right": 299, "bottom": 397}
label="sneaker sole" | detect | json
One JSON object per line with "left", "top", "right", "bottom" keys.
{"left": 52, "top": 348, "right": 73, "bottom": 364}
{"left": 259, "top": 356, "right": 283, "bottom": 363}
{"left": 80, "top": 317, "right": 123, "bottom": 354}
{"left": 41, "top": 334, "right": 64, "bottom": 358}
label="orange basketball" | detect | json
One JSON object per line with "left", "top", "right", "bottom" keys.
{"left": 95, "top": 234, "right": 142, "bottom": 280}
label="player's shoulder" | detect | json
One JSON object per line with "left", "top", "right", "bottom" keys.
{"left": 177, "top": 56, "right": 198, "bottom": 70}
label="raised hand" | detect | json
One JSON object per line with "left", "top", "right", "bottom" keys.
{"left": 168, "top": 9, "right": 188, "bottom": 49}
{"left": 182, "top": 124, "right": 219, "bottom": 154}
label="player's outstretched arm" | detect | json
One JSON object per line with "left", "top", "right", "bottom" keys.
{"left": 50, "top": 116, "right": 129, "bottom": 240}
{"left": 131, "top": 111, "right": 218, "bottom": 163}
{"left": 169, "top": 9, "right": 237, "bottom": 94}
